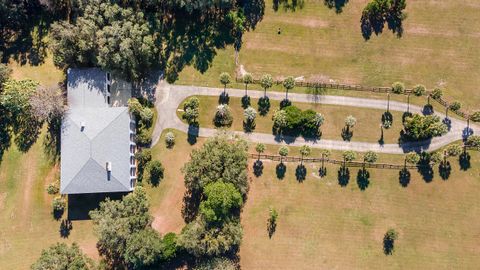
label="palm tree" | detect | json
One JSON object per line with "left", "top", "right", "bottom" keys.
{"left": 299, "top": 145, "right": 311, "bottom": 165}
{"left": 278, "top": 146, "right": 289, "bottom": 163}
{"left": 219, "top": 72, "right": 231, "bottom": 95}
{"left": 243, "top": 73, "right": 253, "bottom": 96}
{"left": 255, "top": 143, "right": 266, "bottom": 161}
{"left": 363, "top": 151, "right": 378, "bottom": 169}
{"left": 260, "top": 74, "right": 273, "bottom": 98}
{"left": 282, "top": 76, "right": 295, "bottom": 100}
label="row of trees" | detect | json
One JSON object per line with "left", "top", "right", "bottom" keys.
{"left": 50, "top": 0, "right": 265, "bottom": 82}
{"left": 128, "top": 97, "right": 155, "bottom": 146}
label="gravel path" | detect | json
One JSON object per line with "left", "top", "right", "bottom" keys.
{"left": 151, "top": 82, "right": 478, "bottom": 154}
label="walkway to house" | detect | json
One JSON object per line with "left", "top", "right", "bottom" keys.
{"left": 151, "top": 82, "right": 479, "bottom": 154}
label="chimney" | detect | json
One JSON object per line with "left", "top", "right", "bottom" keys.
{"left": 80, "top": 121, "right": 86, "bottom": 131}
{"left": 106, "top": 162, "right": 112, "bottom": 172}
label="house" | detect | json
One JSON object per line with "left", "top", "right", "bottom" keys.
{"left": 60, "top": 68, "right": 136, "bottom": 194}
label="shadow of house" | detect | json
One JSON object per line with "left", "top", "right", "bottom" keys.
{"left": 67, "top": 192, "right": 128, "bottom": 220}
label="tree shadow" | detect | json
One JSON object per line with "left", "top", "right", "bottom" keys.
{"left": 338, "top": 167, "right": 350, "bottom": 187}
{"left": 324, "top": 0, "right": 349, "bottom": 13}
{"left": 258, "top": 97, "right": 271, "bottom": 116}
{"left": 422, "top": 104, "right": 434, "bottom": 115}
{"left": 243, "top": 120, "right": 256, "bottom": 133}
{"left": 378, "top": 127, "right": 384, "bottom": 145}
{"left": 399, "top": 168, "right": 410, "bottom": 187}
{"left": 459, "top": 152, "right": 471, "bottom": 171}
{"left": 182, "top": 190, "right": 201, "bottom": 223}
{"left": 53, "top": 208, "right": 64, "bottom": 221}
{"left": 268, "top": 219, "right": 277, "bottom": 238}
{"left": 417, "top": 153, "right": 434, "bottom": 183}
{"left": 241, "top": 95, "right": 251, "bottom": 109}
{"left": 187, "top": 124, "right": 199, "bottom": 145}
{"left": 439, "top": 161, "right": 451, "bottom": 180}
{"left": 319, "top": 167, "right": 327, "bottom": 177}
{"left": 43, "top": 117, "right": 62, "bottom": 164}
{"left": 356, "top": 168, "right": 370, "bottom": 191}
{"left": 0, "top": 111, "right": 12, "bottom": 165}
{"left": 218, "top": 92, "right": 230, "bottom": 104}
{"left": 295, "top": 164, "right": 307, "bottom": 182}
{"left": 276, "top": 163, "right": 286, "bottom": 180}
{"left": 59, "top": 219, "right": 72, "bottom": 238}
{"left": 279, "top": 99, "right": 291, "bottom": 109}
{"left": 13, "top": 115, "right": 42, "bottom": 153}
{"left": 383, "top": 235, "right": 395, "bottom": 255}
{"left": 253, "top": 160, "right": 264, "bottom": 177}
{"left": 68, "top": 193, "right": 127, "bottom": 221}
{"left": 341, "top": 127, "right": 353, "bottom": 141}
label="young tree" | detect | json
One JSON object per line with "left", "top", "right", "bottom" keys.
{"left": 29, "top": 87, "right": 65, "bottom": 123}
{"left": 363, "top": 151, "right": 378, "bottom": 165}
{"left": 214, "top": 104, "right": 233, "bottom": 127}
{"left": 299, "top": 145, "right": 311, "bottom": 165}
{"left": 431, "top": 88, "right": 443, "bottom": 99}
{"left": 282, "top": 76, "right": 295, "bottom": 100}
{"left": 446, "top": 144, "right": 462, "bottom": 157}
{"left": 344, "top": 115, "right": 357, "bottom": 133}
{"left": 272, "top": 109, "right": 288, "bottom": 133}
{"left": 343, "top": 150, "right": 357, "bottom": 163}
{"left": 244, "top": 106, "right": 257, "bottom": 126}
{"left": 449, "top": 101, "right": 461, "bottom": 112}
{"left": 278, "top": 146, "right": 289, "bottom": 163}
{"left": 267, "top": 207, "right": 278, "bottom": 238}
{"left": 405, "top": 151, "right": 420, "bottom": 166}
{"left": 199, "top": 181, "right": 243, "bottom": 223}
{"left": 466, "top": 135, "right": 480, "bottom": 147}
{"left": 219, "top": 72, "right": 231, "bottom": 95}
{"left": 243, "top": 73, "right": 253, "bottom": 96}
{"left": 260, "top": 74, "right": 273, "bottom": 97}
{"left": 391, "top": 81, "right": 405, "bottom": 94}
{"left": 412, "top": 84, "right": 426, "bottom": 96}
{"left": 255, "top": 143, "right": 266, "bottom": 160}
{"left": 165, "top": 132, "right": 175, "bottom": 148}
{"left": 31, "top": 243, "right": 93, "bottom": 270}
{"left": 383, "top": 228, "right": 399, "bottom": 255}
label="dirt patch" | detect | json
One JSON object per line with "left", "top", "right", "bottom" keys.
{"left": 270, "top": 16, "right": 329, "bottom": 29}
{"left": 20, "top": 151, "right": 38, "bottom": 222}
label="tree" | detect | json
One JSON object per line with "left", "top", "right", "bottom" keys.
{"left": 260, "top": 74, "right": 273, "bottom": 97}
{"left": 255, "top": 143, "right": 266, "bottom": 160}
{"left": 446, "top": 144, "right": 462, "bottom": 157}
{"left": 140, "top": 107, "right": 154, "bottom": 126}
{"left": 344, "top": 115, "right": 357, "bottom": 132}
{"left": 199, "top": 181, "right": 243, "bottom": 223}
{"left": 31, "top": 243, "right": 93, "bottom": 270}
{"left": 193, "top": 257, "right": 237, "bottom": 270}
{"left": 466, "top": 135, "right": 480, "bottom": 147}
{"left": 412, "top": 84, "right": 426, "bottom": 96}
{"left": 278, "top": 146, "right": 289, "bottom": 163}
{"left": 124, "top": 228, "right": 163, "bottom": 269}
{"left": 219, "top": 72, "right": 231, "bottom": 95}
{"left": 165, "top": 132, "right": 175, "bottom": 148}
{"left": 183, "top": 97, "right": 200, "bottom": 124}
{"left": 405, "top": 151, "right": 420, "bottom": 165}
{"left": 90, "top": 187, "right": 152, "bottom": 268}
{"left": 214, "top": 104, "right": 233, "bottom": 127}
{"left": 299, "top": 145, "right": 311, "bottom": 165}
{"left": 403, "top": 114, "right": 448, "bottom": 140}
{"left": 343, "top": 150, "right": 357, "bottom": 162}
{"left": 178, "top": 217, "right": 243, "bottom": 257}
{"left": 302, "top": 110, "right": 324, "bottom": 137}
{"left": 146, "top": 160, "right": 164, "bottom": 186}
{"left": 284, "top": 105, "right": 303, "bottom": 131}
{"left": 449, "top": 101, "right": 461, "bottom": 112}
{"left": 0, "top": 63, "right": 11, "bottom": 86}
{"left": 135, "top": 149, "right": 152, "bottom": 180}
{"left": 272, "top": 109, "right": 288, "bottom": 133}
{"left": 244, "top": 106, "right": 257, "bottom": 124}
{"left": 383, "top": 228, "right": 399, "bottom": 255}
{"left": 470, "top": 111, "right": 480, "bottom": 123}
{"left": 391, "top": 81, "right": 405, "bottom": 94}
{"left": 431, "top": 88, "right": 443, "bottom": 99}
{"left": 0, "top": 79, "right": 38, "bottom": 117}
{"left": 360, "top": 0, "right": 407, "bottom": 40}
{"left": 363, "top": 151, "right": 378, "bottom": 164}
{"left": 29, "top": 87, "right": 65, "bottom": 123}
{"left": 182, "top": 134, "right": 249, "bottom": 197}
{"left": 282, "top": 76, "right": 295, "bottom": 100}
{"left": 128, "top": 98, "right": 143, "bottom": 115}
{"left": 243, "top": 73, "right": 253, "bottom": 96}
{"left": 267, "top": 207, "right": 278, "bottom": 238}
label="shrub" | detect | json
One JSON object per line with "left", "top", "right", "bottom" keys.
{"left": 147, "top": 160, "right": 164, "bottom": 185}
{"left": 46, "top": 181, "right": 60, "bottom": 195}
{"left": 363, "top": 151, "right": 378, "bottom": 164}
{"left": 135, "top": 128, "right": 152, "bottom": 145}
{"left": 183, "top": 107, "right": 199, "bottom": 124}
{"left": 391, "top": 82, "right": 405, "bottom": 94}
{"left": 284, "top": 106, "right": 303, "bottom": 130}
{"left": 412, "top": 84, "right": 426, "bottom": 96}
{"left": 52, "top": 196, "right": 66, "bottom": 212}
{"left": 244, "top": 106, "right": 257, "bottom": 122}
{"left": 342, "top": 150, "right": 357, "bottom": 162}
{"left": 466, "top": 135, "right": 480, "bottom": 147}
{"left": 446, "top": 144, "right": 462, "bottom": 157}
{"left": 128, "top": 98, "right": 142, "bottom": 115}
{"left": 140, "top": 107, "right": 154, "bottom": 125}
{"left": 431, "top": 88, "right": 443, "bottom": 99}
{"left": 405, "top": 151, "right": 420, "bottom": 165}
{"left": 429, "top": 151, "right": 443, "bottom": 164}
{"left": 165, "top": 132, "right": 175, "bottom": 148}
{"left": 403, "top": 114, "right": 448, "bottom": 140}
{"left": 272, "top": 109, "right": 287, "bottom": 131}
{"left": 470, "top": 111, "right": 480, "bottom": 122}
{"left": 449, "top": 101, "right": 461, "bottom": 111}
{"left": 214, "top": 104, "right": 233, "bottom": 127}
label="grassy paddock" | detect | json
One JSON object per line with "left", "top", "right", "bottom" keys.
{"left": 178, "top": 96, "right": 406, "bottom": 143}
{"left": 8, "top": 54, "right": 64, "bottom": 88}
{"left": 177, "top": 0, "right": 480, "bottom": 110}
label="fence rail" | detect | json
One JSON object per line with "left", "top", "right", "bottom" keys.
{"left": 236, "top": 77, "right": 474, "bottom": 121}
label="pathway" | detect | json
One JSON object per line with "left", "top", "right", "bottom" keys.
{"left": 152, "top": 82, "right": 479, "bottom": 154}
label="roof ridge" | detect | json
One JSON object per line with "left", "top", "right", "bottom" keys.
{"left": 91, "top": 158, "right": 131, "bottom": 190}
{"left": 62, "top": 157, "right": 92, "bottom": 192}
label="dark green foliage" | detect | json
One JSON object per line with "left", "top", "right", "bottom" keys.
{"left": 147, "top": 160, "right": 164, "bottom": 186}
{"left": 193, "top": 257, "right": 237, "bottom": 270}
{"left": 284, "top": 105, "right": 303, "bottom": 130}
{"left": 0, "top": 64, "right": 11, "bottom": 86}
{"left": 449, "top": 101, "right": 461, "bottom": 111}
{"left": 360, "top": 0, "right": 406, "bottom": 40}
{"left": 278, "top": 106, "right": 324, "bottom": 137}
{"left": 89, "top": 187, "right": 152, "bottom": 268}
{"left": 267, "top": 207, "right": 278, "bottom": 238}
{"left": 431, "top": 88, "right": 443, "bottom": 99}
{"left": 31, "top": 243, "right": 93, "bottom": 270}
{"left": 49, "top": 0, "right": 264, "bottom": 81}
{"left": 124, "top": 228, "right": 163, "bottom": 269}
{"left": 199, "top": 181, "right": 243, "bottom": 223}
{"left": 161, "top": 233, "right": 178, "bottom": 262}
{"left": 403, "top": 114, "right": 448, "bottom": 140}
{"left": 470, "top": 111, "right": 480, "bottom": 122}
{"left": 324, "top": 0, "right": 349, "bottom": 13}
{"left": 135, "top": 149, "right": 152, "bottom": 181}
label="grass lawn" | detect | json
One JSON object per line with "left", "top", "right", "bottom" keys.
{"left": 176, "top": 0, "right": 480, "bottom": 110}
{"left": 178, "top": 96, "right": 405, "bottom": 143}
{"left": 8, "top": 53, "right": 64, "bottom": 88}
{"left": 240, "top": 150, "right": 480, "bottom": 269}
{"left": 0, "top": 131, "right": 97, "bottom": 269}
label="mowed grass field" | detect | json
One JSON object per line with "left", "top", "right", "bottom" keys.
{"left": 177, "top": 0, "right": 480, "bottom": 109}
{"left": 178, "top": 96, "right": 405, "bottom": 143}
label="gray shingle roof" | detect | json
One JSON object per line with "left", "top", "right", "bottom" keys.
{"left": 61, "top": 68, "right": 134, "bottom": 194}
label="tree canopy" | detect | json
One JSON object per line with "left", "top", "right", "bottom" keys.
{"left": 31, "top": 243, "right": 93, "bottom": 270}
{"left": 199, "top": 181, "right": 243, "bottom": 223}
{"left": 403, "top": 114, "right": 448, "bottom": 140}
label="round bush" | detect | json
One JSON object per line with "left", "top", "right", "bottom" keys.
{"left": 470, "top": 111, "right": 480, "bottom": 122}
{"left": 140, "top": 107, "right": 154, "bottom": 125}
{"left": 46, "top": 181, "right": 59, "bottom": 195}
{"left": 391, "top": 82, "right": 405, "bottom": 94}
{"left": 449, "top": 101, "right": 461, "bottom": 111}
{"left": 165, "top": 132, "right": 175, "bottom": 147}
{"left": 128, "top": 98, "right": 143, "bottom": 115}
{"left": 184, "top": 97, "right": 199, "bottom": 110}
{"left": 52, "top": 196, "right": 66, "bottom": 212}
{"left": 244, "top": 106, "right": 257, "bottom": 122}
{"left": 412, "top": 84, "right": 426, "bottom": 96}
{"left": 183, "top": 107, "right": 199, "bottom": 124}
{"left": 272, "top": 109, "right": 287, "bottom": 130}
{"left": 431, "top": 88, "right": 443, "bottom": 99}
{"left": 214, "top": 104, "right": 233, "bottom": 127}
